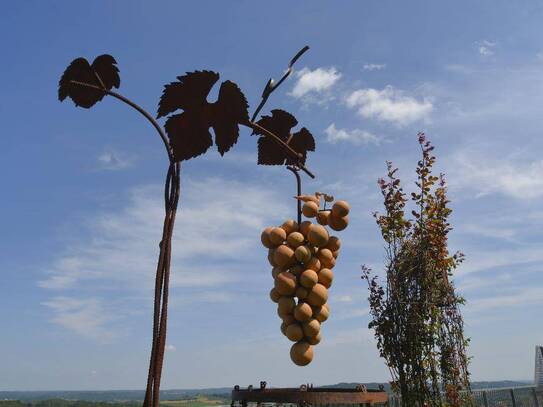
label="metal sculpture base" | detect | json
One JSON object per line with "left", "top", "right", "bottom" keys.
{"left": 231, "top": 382, "right": 388, "bottom": 406}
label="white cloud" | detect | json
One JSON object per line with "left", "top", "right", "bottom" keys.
{"left": 40, "top": 178, "right": 288, "bottom": 291}
{"left": 363, "top": 63, "right": 386, "bottom": 71}
{"left": 39, "top": 257, "right": 85, "bottom": 290}
{"left": 457, "top": 273, "right": 513, "bottom": 292}
{"left": 444, "top": 64, "right": 476, "bottom": 74}
{"left": 42, "top": 297, "right": 116, "bottom": 343}
{"left": 39, "top": 177, "right": 289, "bottom": 340}
{"left": 322, "top": 327, "right": 374, "bottom": 346}
{"left": 97, "top": 150, "right": 135, "bottom": 171}
{"left": 461, "top": 223, "right": 517, "bottom": 241}
{"left": 346, "top": 86, "right": 433, "bottom": 125}
{"left": 324, "top": 123, "right": 382, "bottom": 145}
{"left": 334, "top": 294, "right": 354, "bottom": 303}
{"left": 478, "top": 46, "right": 494, "bottom": 57}
{"left": 165, "top": 344, "right": 176, "bottom": 352}
{"left": 336, "top": 307, "right": 370, "bottom": 320}
{"left": 470, "top": 287, "right": 543, "bottom": 312}
{"left": 449, "top": 150, "right": 543, "bottom": 199}
{"left": 458, "top": 246, "right": 543, "bottom": 277}
{"left": 477, "top": 40, "right": 496, "bottom": 57}
{"left": 290, "top": 67, "right": 341, "bottom": 98}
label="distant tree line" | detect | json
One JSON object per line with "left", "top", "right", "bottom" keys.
{"left": 0, "top": 400, "right": 140, "bottom": 407}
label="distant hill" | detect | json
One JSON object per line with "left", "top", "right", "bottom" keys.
{"left": 0, "top": 381, "right": 533, "bottom": 402}
{"left": 0, "top": 400, "right": 141, "bottom": 407}
{"left": 468, "top": 380, "right": 533, "bottom": 390}
{"left": 322, "top": 380, "right": 532, "bottom": 392}
{"left": 0, "top": 390, "right": 231, "bottom": 403}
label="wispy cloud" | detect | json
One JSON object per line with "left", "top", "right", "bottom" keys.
{"left": 478, "top": 46, "right": 494, "bottom": 57}
{"left": 458, "top": 246, "right": 543, "bottom": 277}
{"left": 477, "top": 40, "right": 496, "bottom": 57}
{"left": 456, "top": 273, "right": 513, "bottom": 292}
{"left": 322, "top": 327, "right": 374, "bottom": 347}
{"left": 40, "top": 178, "right": 287, "bottom": 291}
{"left": 363, "top": 63, "right": 386, "bottom": 71}
{"left": 324, "top": 123, "right": 382, "bottom": 145}
{"left": 444, "top": 64, "right": 477, "bottom": 74}
{"left": 448, "top": 149, "right": 543, "bottom": 199}
{"left": 470, "top": 286, "right": 543, "bottom": 312}
{"left": 97, "top": 150, "right": 135, "bottom": 171}
{"left": 39, "top": 177, "right": 289, "bottom": 340}
{"left": 346, "top": 86, "right": 433, "bottom": 126}
{"left": 290, "top": 67, "right": 341, "bottom": 98}
{"left": 41, "top": 296, "right": 117, "bottom": 343}
{"left": 336, "top": 307, "right": 370, "bottom": 320}
{"left": 334, "top": 294, "right": 354, "bottom": 303}
{"left": 461, "top": 222, "right": 517, "bottom": 241}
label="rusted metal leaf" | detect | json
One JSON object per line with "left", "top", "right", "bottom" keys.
{"left": 164, "top": 112, "right": 213, "bottom": 161}
{"left": 58, "top": 54, "right": 120, "bottom": 108}
{"left": 158, "top": 71, "right": 249, "bottom": 162}
{"left": 254, "top": 109, "right": 315, "bottom": 167}
{"left": 286, "top": 127, "right": 315, "bottom": 165}
{"left": 212, "top": 80, "right": 249, "bottom": 155}
{"left": 156, "top": 70, "right": 219, "bottom": 119}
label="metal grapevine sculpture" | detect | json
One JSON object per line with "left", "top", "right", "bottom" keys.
{"left": 57, "top": 47, "right": 316, "bottom": 407}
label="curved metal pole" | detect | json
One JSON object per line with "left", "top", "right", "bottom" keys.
{"left": 69, "top": 79, "right": 176, "bottom": 407}
{"left": 70, "top": 80, "right": 173, "bottom": 162}
{"left": 69, "top": 80, "right": 315, "bottom": 182}
{"left": 251, "top": 45, "right": 310, "bottom": 122}
{"left": 287, "top": 166, "right": 302, "bottom": 224}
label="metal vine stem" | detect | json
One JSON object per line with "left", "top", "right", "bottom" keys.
{"left": 250, "top": 45, "right": 309, "bottom": 122}
{"left": 70, "top": 46, "right": 314, "bottom": 406}
{"left": 287, "top": 166, "right": 303, "bottom": 224}
{"left": 70, "top": 79, "right": 177, "bottom": 407}
{"left": 70, "top": 80, "right": 315, "bottom": 179}
{"left": 250, "top": 45, "right": 312, "bottom": 224}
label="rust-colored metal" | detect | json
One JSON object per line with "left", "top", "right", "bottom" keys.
{"left": 251, "top": 45, "right": 309, "bottom": 122}
{"left": 69, "top": 80, "right": 173, "bottom": 160}
{"left": 249, "top": 47, "right": 316, "bottom": 180}
{"left": 247, "top": 120, "right": 315, "bottom": 178}
{"left": 68, "top": 80, "right": 315, "bottom": 179}
{"left": 65, "top": 77, "right": 180, "bottom": 407}
{"left": 60, "top": 48, "right": 316, "bottom": 407}
{"left": 231, "top": 385, "right": 388, "bottom": 405}
{"left": 287, "top": 166, "right": 302, "bottom": 224}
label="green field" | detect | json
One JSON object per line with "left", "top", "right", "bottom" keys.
{"left": 160, "top": 396, "right": 228, "bottom": 407}
{"left": 0, "top": 397, "right": 228, "bottom": 407}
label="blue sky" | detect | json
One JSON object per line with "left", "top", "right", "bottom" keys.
{"left": 1, "top": 0, "right": 543, "bottom": 391}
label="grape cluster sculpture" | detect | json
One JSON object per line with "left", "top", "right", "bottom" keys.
{"left": 261, "top": 194, "right": 350, "bottom": 365}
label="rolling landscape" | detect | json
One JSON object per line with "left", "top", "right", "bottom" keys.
{"left": 0, "top": 381, "right": 532, "bottom": 406}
